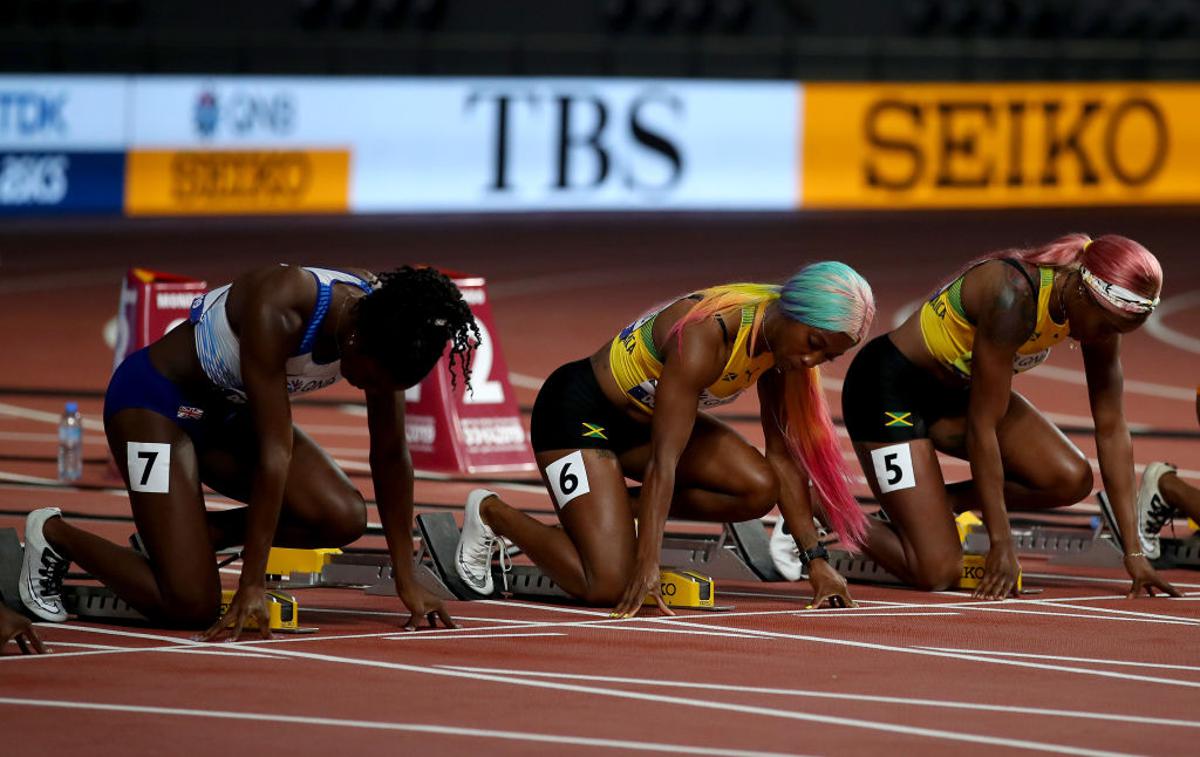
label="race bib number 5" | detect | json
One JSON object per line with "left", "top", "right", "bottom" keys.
{"left": 870, "top": 443, "right": 916, "bottom": 494}
{"left": 544, "top": 450, "right": 591, "bottom": 509}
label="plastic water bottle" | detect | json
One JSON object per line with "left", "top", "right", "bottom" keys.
{"left": 57, "top": 401, "right": 83, "bottom": 482}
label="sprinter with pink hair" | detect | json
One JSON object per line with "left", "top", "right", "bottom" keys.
{"left": 455, "top": 262, "right": 875, "bottom": 617}
{"left": 837, "top": 234, "right": 1180, "bottom": 600}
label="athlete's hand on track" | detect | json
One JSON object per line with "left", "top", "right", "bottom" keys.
{"left": 398, "top": 585, "right": 456, "bottom": 631}
{"left": 805, "top": 559, "right": 856, "bottom": 609}
{"left": 1124, "top": 554, "right": 1182, "bottom": 598}
{"left": 613, "top": 559, "right": 674, "bottom": 619}
{"left": 1, "top": 604, "right": 47, "bottom": 654}
{"left": 197, "top": 584, "right": 271, "bottom": 642}
{"left": 975, "top": 541, "right": 1021, "bottom": 600}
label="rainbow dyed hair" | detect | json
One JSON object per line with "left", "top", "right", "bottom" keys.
{"left": 666, "top": 262, "right": 875, "bottom": 550}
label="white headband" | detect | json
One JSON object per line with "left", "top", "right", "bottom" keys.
{"left": 1080, "top": 266, "right": 1159, "bottom": 315}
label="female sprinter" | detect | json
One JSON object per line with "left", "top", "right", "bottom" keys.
{"left": 840, "top": 234, "right": 1181, "bottom": 600}
{"left": 19, "top": 265, "right": 478, "bottom": 638}
{"left": 455, "top": 262, "right": 875, "bottom": 617}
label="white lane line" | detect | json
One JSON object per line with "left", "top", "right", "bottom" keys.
{"left": 786, "top": 612, "right": 963, "bottom": 619}
{"left": 384, "top": 632, "right": 564, "bottom": 642}
{"left": 1029, "top": 601, "right": 1200, "bottom": 626}
{"left": 11, "top": 619, "right": 1138, "bottom": 753}
{"left": 509, "top": 372, "right": 544, "bottom": 390}
{"left": 0, "top": 401, "right": 106, "bottom": 431}
{"left": 215, "top": 645, "right": 1132, "bottom": 756}
{"left": 0, "top": 431, "right": 107, "bottom": 446}
{"left": 1029, "top": 364, "right": 1193, "bottom": 402}
{"left": 649, "top": 618, "right": 1200, "bottom": 689}
{"left": 480, "top": 599, "right": 610, "bottom": 617}
{"left": 1022, "top": 572, "right": 1200, "bottom": 590}
{"left": 441, "top": 665, "right": 1200, "bottom": 731}
{"left": 0, "top": 698, "right": 798, "bottom": 757}
{"left": 301, "top": 607, "right": 541, "bottom": 626}
{"left": 951, "top": 605, "right": 1200, "bottom": 627}
{"left": 916, "top": 647, "right": 1200, "bottom": 673}
{"left": 1145, "top": 290, "right": 1200, "bottom": 354}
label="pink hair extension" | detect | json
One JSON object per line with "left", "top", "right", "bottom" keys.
{"left": 782, "top": 366, "right": 868, "bottom": 551}
{"left": 939, "top": 234, "right": 1162, "bottom": 317}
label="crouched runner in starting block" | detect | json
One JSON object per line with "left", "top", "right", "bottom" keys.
{"left": 15, "top": 265, "right": 477, "bottom": 638}
{"left": 450, "top": 264, "right": 877, "bottom": 617}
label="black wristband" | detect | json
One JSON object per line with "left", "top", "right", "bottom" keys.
{"left": 798, "top": 543, "right": 829, "bottom": 566}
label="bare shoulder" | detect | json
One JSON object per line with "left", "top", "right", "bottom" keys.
{"left": 963, "top": 259, "right": 1037, "bottom": 344}
{"left": 226, "top": 265, "right": 317, "bottom": 329}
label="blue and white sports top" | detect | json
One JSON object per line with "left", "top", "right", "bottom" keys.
{"left": 189, "top": 266, "right": 374, "bottom": 398}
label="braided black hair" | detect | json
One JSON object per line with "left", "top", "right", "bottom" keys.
{"left": 354, "top": 266, "right": 480, "bottom": 391}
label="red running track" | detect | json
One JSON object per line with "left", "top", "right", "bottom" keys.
{"left": 1, "top": 209, "right": 1199, "bottom": 755}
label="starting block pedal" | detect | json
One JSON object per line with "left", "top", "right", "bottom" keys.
{"left": 643, "top": 569, "right": 729, "bottom": 611}
{"left": 220, "top": 588, "right": 315, "bottom": 634}
{"left": 265, "top": 547, "right": 342, "bottom": 583}
{"left": 957, "top": 553, "right": 1023, "bottom": 592}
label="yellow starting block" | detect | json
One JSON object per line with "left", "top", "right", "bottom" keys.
{"left": 265, "top": 547, "right": 342, "bottom": 577}
{"left": 955, "top": 512, "right": 982, "bottom": 544}
{"left": 220, "top": 588, "right": 315, "bottom": 633}
{"left": 643, "top": 569, "right": 725, "bottom": 610}
{"left": 957, "top": 553, "right": 1023, "bottom": 592}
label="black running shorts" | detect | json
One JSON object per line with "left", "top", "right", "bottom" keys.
{"left": 530, "top": 359, "right": 652, "bottom": 455}
{"left": 841, "top": 335, "right": 969, "bottom": 443}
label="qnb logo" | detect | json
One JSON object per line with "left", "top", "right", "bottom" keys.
{"left": 466, "top": 89, "right": 685, "bottom": 194}
{"left": 193, "top": 88, "right": 296, "bottom": 139}
{"left": 0, "top": 92, "right": 67, "bottom": 137}
{"left": 0, "top": 154, "right": 68, "bottom": 205}
{"left": 863, "top": 97, "right": 1169, "bottom": 190}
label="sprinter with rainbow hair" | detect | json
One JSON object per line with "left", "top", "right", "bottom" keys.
{"left": 455, "top": 262, "right": 875, "bottom": 617}
{"left": 838, "top": 233, "right": 1181, "bottom": 601}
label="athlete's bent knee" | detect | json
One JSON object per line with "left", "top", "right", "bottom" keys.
{"left": 741, "top": 465, "right": 780, "bottom": 518}
{"left": 912, "top": 556, "right": 962, "bottom": 592}
{"left": 159, "top": 593, "right": 221, "bottom": 628}
{"left": 322, "top": 491, "right": 367, "bottom": 546}
{"left": 1060, "top": 459, "right": 1094, "bottom": 506}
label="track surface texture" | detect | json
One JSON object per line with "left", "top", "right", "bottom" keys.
{"left": 1, "top": 209, "right": 1199, "bottom": 756}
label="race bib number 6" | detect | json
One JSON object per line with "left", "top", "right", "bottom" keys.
{"left": 544, "top": 450, "right": 591, "bottom": 509}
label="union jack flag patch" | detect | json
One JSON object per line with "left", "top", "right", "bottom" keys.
{"left": 176, "top": 406, "right": 204, "bottom": 420}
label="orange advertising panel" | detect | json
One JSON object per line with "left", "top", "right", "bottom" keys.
{"left": 801, "top": 83, "right": 1200, "bottom": 208}
{"left": 125, "top": 149, "right": 350, "bottom": 215}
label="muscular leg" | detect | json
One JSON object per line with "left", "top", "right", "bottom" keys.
{"left": 43, "top": 409, "right": 221, "bottom": 626}
{"left": 618, "top": 414, "right": 779, "bottom": 522}
{"left": 932, "top": 393, "right": 1093, "bottom": 513}
{"left": 484, "top": 416, "right": 778, "bottom": 605}
{"left": 854, "top": 439, "right": 963, "bottom": 591}
{"left": 482, "top": 448, "right": 635, "bottom": 605}
{"left": 197, "top": 421, "right": 367, "bottom": 550}
{"left": 1160, "top": 473, "right": 1200, "bottom": 523}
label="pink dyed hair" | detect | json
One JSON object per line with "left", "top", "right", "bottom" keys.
{"left": 963, "top": 233, "right": 1162, "bottom": 317}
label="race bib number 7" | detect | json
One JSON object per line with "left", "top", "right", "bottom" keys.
{"left": 544, "top": 450, "right": 591, "bottom": 509}
{"left": 127, "top": 442, "right": 171, "bottom": 494}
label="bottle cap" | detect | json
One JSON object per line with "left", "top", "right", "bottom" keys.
{"left": 65, "top": 401, "right": 79, "bottom": 414}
